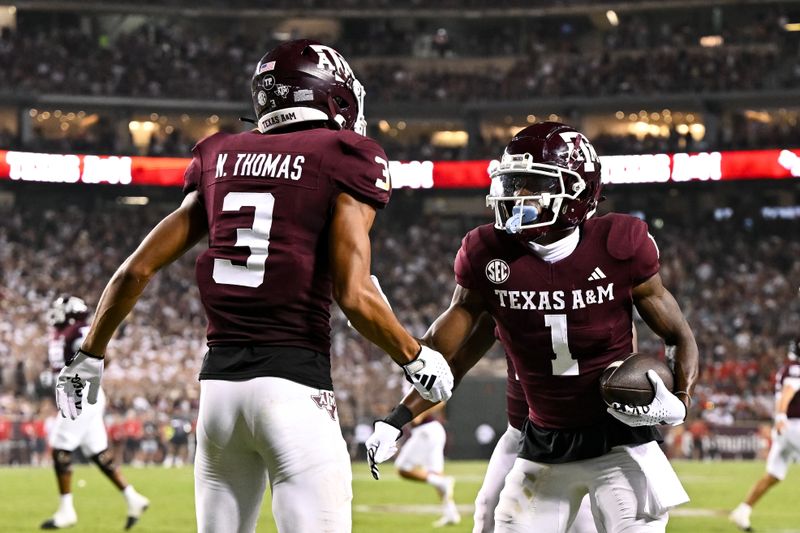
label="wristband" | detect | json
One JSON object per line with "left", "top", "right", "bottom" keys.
{"left": 674, "top": 390, "right": 692, "bottom": 408}
{"left": 383, "top": 404, "right": 414, "bottom": 430}
{"left": 775, "top": 413, "right": 788, "bottom": 423}
{"left": 78, "top": 348, "right": 105, "bottom": 360}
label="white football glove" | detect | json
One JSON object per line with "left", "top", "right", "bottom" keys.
{"left": 608, "top": 370, "right": 686, "bottom": 427}
{"left": 402, "top": 345, "right": 454, "bottom": 403}
{"left": 365, "top": 421, "right": 402, "bottom": 480}
{"left": 55, "top": 349, "right": 104, "bottom": 420}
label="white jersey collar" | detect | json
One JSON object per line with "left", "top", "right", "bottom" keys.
{"left": 527, "top": 228, "right": 580, "bottom": 263}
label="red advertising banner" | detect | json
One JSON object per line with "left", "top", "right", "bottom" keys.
{"left": 1, "top": 148, "right": 798, "bottom": 189}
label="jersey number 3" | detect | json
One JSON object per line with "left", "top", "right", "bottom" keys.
{"left": 212, "top": 192, "right": 274, "bottom": 288}
{"left": 545, "top": 314, "right": 579, "bottom": 376}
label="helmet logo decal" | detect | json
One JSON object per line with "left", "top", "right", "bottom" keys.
{"left": 293, "top": 89, "right": 313, "bottom": 102}
{"left": 274, "top": 84, "right": 291, "bottom": 98}
{"left": 256, "top": 91, "right": 267, "bottom": 106}
{"left": 256, "top": 61, "right": 276, "bottom": 74}
{"left": 262, "top": 75, "right": 276, "bottom": 90}
{"left": 310, "top": 44, "right": 355, "bottom": 83}
{"left": 486, "top": 259, "right": 510, "bottom": 284}
{"left": 559, "top": 132, "right": 598, "bottom": 172}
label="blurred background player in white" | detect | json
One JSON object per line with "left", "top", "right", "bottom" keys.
{"left": 730, "top": 339, "right": 800, "bottom": 531}
{"left": 41, "top": 296, "right": 149, "bottom": 530}
{"left": 393, "top": 401, "right": 460, "bottom": 528}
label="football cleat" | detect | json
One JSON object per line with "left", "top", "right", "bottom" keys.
{"left": 432, "top": 505, "right": 461, "bottom": 528}
{"left": 124, "top": 492, "right": 150, "bottom": 530}
{"left": 40, "top": 507, "right": 77, "bottom": 529}
{"left": 728, "top": 503, "right": 753, "bottom": 532}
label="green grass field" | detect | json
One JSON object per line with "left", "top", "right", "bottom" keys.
{"left": 1, "top": 461, "right": 797, "bottom": 532}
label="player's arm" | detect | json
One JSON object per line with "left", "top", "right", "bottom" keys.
{"left": 365, "top": 286, "right": 490, "bottom": 479}
{"left": 399, "top": 303, "right": 495, "bottom": 418}
{"left": 56, "top": 192, "right": 207, "bottom": 419}
{"left": 81, "top": 192, "right": 208, "bottom": 356}
{"left": 632, "top": 272, "right": 699, "bottom": 410}
{"left": 329, "top": 192, "right": 453, "bottom": 402}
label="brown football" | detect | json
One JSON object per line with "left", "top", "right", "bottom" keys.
{"left": 600, "top": 353, "right": 674, "bottom": 407}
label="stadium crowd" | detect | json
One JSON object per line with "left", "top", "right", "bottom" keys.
{"left": 0, "top": 192, "right": 797, "bottom": 465}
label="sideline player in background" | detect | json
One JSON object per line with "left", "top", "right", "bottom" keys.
{"left": 41, "top": 296, "right": 149, "bottom": 530}
{"left": 393, "top": 401, "right": 461, "bottom": 528}
{"left": 730, "top": 339, "right": 800, "bottom": 531}
{"left": 54, "top": 39, "right": 454, "bottom": 533}
{"left": 368, "top": 122, "right": 698, "bottom": 532}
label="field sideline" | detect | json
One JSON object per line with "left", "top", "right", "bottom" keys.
{"left": 1, "top": 460, "right": 797, "bottom": 532}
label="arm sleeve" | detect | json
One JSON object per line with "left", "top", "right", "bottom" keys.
{"left": 331, "top": 133, "right": 391, "bottom": 209}
{"left": 630, "top": 222, "right": 660, "bottom": 285}
{"left": 454, "top": 232, "right": 478, "bottom": 289}
{"left": 182, "top": 149, "right": 203, "bottom": 197}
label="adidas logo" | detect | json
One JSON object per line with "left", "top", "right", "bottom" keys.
{"left": 417, "top": 374, "right": 438, "bottom": 392}
{"left": 587, "top": 267, "right": 607, "bottom": 281}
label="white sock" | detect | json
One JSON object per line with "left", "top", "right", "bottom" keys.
{"left": 123, "top": 485, "right": 137, "bottom": 502}
{"left": 426, "top": 473, "right": 448, "bottom": 493}
{"left": 59, "top": 493, "right": 74, "bottom": 510}
{"left": 738, "top": 503, "right": 752, "bottom": 514}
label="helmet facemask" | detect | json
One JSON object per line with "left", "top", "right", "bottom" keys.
{"left": 487, "top": 152, "right": 587, "bottom": 237}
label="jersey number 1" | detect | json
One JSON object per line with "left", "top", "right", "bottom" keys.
{"left": 212, "top": 192, "right": 274, "bottom": 288}
{"left": 545, "top": 314, "right": 578, "bottom": 376}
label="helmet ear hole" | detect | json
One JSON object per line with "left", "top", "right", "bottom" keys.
{"left": 333, "top": 96, "right": 349, "bottom": 109}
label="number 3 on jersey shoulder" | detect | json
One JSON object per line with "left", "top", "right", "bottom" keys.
{"left": 212, "top": 191, "right": 274, "bottom": 288}
{"left": 544, "top": 314, "right": 579, "bottom": 376}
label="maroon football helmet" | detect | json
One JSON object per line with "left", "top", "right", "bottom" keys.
{"left": 251, "top": 39, "right": 366, "bottom": 135}
{"left": 487, "top": 121, "right": 602, "bottom": 239}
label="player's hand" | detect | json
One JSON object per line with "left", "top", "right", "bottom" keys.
{"left": 365, "top": 421, "right": 401, "bottom": 480}
{"left": 607, "top": 370, "right": 686, "bottom": 427}
{"left": 775, "top": 414, "right": 788, "bottom": 436}
{"left": 402, "top": 345, "right": 454, "bottom": 403}
{"left": 55, "top": 349, "right": 104, "bottom": 420}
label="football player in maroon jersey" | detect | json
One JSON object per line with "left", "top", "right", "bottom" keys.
{"left": 54, "top": 39, "right": 454, "bottom": 533}
{"left": 367, "top": 122, "right": 698, "bottom": 532}
{"left": 730, "top": 340, "right": 800, "bottom": 531}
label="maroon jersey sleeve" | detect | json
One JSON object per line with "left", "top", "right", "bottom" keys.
{"left": 182, "top": 150, "right": 203, "bottom": 196}
{"left": 607, "top": 215, "right": 659, "bottom": 285}
{"left": 330, "top": 132, "right": 391, "bottom": 208}
{"left": 454, "top": 231, "right": 479, "bottom": 289}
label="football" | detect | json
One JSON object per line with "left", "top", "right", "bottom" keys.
{"left": 600, "top": 353, "right": 674, "bottom": 406}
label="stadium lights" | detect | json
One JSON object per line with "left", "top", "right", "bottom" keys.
{"left": 606, "top": 10, "right": 619, "bottom": 27}
{"left": 699, "top": 35, "right": 724, "bottom": 47}
{"left": 784, "top": 22, "right": 800, "bottom": 32}
{"left": 117, "top": 196, "right": 149, "bottom": 206}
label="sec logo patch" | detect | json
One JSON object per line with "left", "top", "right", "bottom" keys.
{"left": 486, "top": 259, "right": 510, "bottom": 284}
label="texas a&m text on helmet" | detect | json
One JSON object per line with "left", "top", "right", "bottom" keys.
{"left": 487, "top": 121, "right": 602, "bottom": 240}
{"left": 251, "top": 39, "right": 366, "bottom": 135}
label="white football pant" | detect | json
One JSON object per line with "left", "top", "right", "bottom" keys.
{"left": 394, "top": 420, "right": 447, "bottom": 473}
{"left": 48, "top": 387, "right": 108, "bottom": 455}
{"left": 495, "top": 442, "right": 686, "bottom": 533}
{"left": 473, "top": 424, "right": 595, "bottom": 533}
{"left": 195, "top": 377, "right": 352, "bottom": 533}
{"left": 766, "top": 419, "right": 800, "bottom": 480}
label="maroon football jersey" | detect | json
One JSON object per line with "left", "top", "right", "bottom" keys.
{"left": 184, "top": 128, "right": 391, "bottom": 353}
{"left": 506, "top": 355, "right": 527, "bottom": 431}
{"left": 455, "top": 213, "right": 659, "bottom": 429}
{"left": 775, "top": 361, "right": 800, "bottom": 419}
{"left": 49, "top": 321, "right": 89, "bottom": 372}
